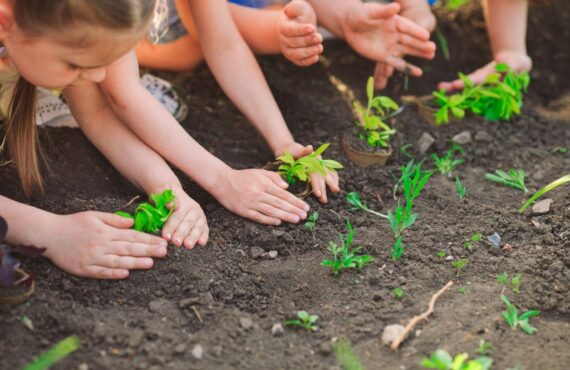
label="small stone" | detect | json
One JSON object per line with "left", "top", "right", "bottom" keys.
{"left": 531, "top": 220, "right": 541, "bottom": 228}
{"left": 487, "top": 233, "right": 501, "bottom": 248}
{"left": 191, "top": 344, "right": 203, "bottom": 360}
{"left": 78, "top": 364, "right": 89, "bottom": 370}
{"left": 240, "top": 317, "right": 254, "bottom": 330}
{"left": 272, "top": 230, "right": 285, "bottom": 237}
{"left": 417, "top": 132, "right": 435, "bottom": 154}
{"left": 173, "top": 344, "right": 186, "bottom": 354}
{"left": 474, "top": 131, "right": 493, "bottom": 142}
{"left": 21, "top": 316, "right": 34, "bottom": 331}
{"left": 445, "top": 255, "right": 454, "bottom": 261}
{"left": 531, "top": 199, "right": 552, "bottom": 215}
{"left": 502, "top": 243, "right": 513, "bottom": 253}
{"left": 262, "top": 251, "right": 278, "bottom": 260}
{"left": 271, "top": 323, "right": 284, "bottom": 337}
{"left": 382, "top": 324, "right": 405, "bottom": 346}
{"left": 319, "top": 342, "right": 332, "bottom": 355}
{"left": 249, "top": 247, "right": 264, "bottom": 259}
{"left": 452, "top": 131, "right": 472, "bottom": 145}
{"left": 415, "top": 329, "right": 422, "bottom": 337}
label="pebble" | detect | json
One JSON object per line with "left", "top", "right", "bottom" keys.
{"left": 319, "top": 342, "right": 332, "bottom": 355}
{"left": 249, "top": 247, "right": 265, "bottom": 259}
{"left": 272, "top": 230, "right": 285, "bottom": 237}
{"left": 262, "top": 251, "right": 278, "bottom": 260}
{"left": 531, "top": 199, "right": 552, "bottom": 215}
{"left": 191, "top": 344, "right": 204, "bottom": 360}
{"left": 445, "top": 255, "right": 454, "bottom": 261}
{"left": 417, "top": 132, "right": 435, "bottom": 154}
{"left": 502, "top": 243, "right": 514, "bottom": 253}
{"left": 21, "top": 316, "right": 34, "bottom": 331}
{"left": 382, "top": 324, "right": 405, "bottom": 346}
{"left": 78, "top": 364, "right": 89, "bottom": 370}
{"left": 173, "top": 344, "right": 186, "bottom": 354}
{"left": 474, "top": 131, "right": 493, "bottom": 142}
{"left": 240, "top": 317, "right": 254, "bottom": 330}
{"left": 487, "top": 233, "right": 501, "bottom": 248}
{"left": 271, "top": 323, "right": 284, "bottom": 337}
{"left": 452, "top": 131, "right": 472, "bottom": 145}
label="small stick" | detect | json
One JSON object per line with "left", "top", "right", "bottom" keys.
{"left": 122, "top": 195, "right": 140, "bottom": 209}
{"left": 390, "top": 281, "right": 454, "bottom": 350}
{"left": 192, "top": 305, "right": 203, "bottom": 324}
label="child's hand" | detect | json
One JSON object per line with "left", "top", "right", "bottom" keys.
{"left": 396, "top": 0, "right": 437, "bottom": 33}
{"left": 438, "top": 51, "right": 532, "bottom": 92}
{"left": 157, "top": 185, "right": 209, "bottom": 250}
{"left": 278, "top": 0, "right": 324, "bottom": 66}
{"left": 43, "top": 212, "right": 168, "bottom": 279}
{"left": 212, "top": 168, "right": 310, "bottom": 225}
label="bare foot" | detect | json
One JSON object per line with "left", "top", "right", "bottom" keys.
{"left": 277, "top": 0, "right": 323, "bottom": 66}
{"left": 438, "top": 51, "right": 532, "bottom": 91}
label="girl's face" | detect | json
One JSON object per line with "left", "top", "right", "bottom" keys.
{"left": 3, "top": 23, "right": 141, "bottom": 90}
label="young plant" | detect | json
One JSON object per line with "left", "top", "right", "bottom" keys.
{"left": 436, "top": 250, "right": 447, "bottom": 259}
{"left": 354, "top": 76, "right": 398, "bottom": 148}
{"left": 474, "top": 340, "right": 493, "bottom": 356}
{"left": 501, "top": 295, "right": 540, "bottom": 335}
{"left": 304, "top": 211, "right": 318, "bottom": 238}
{"left": 399, "top": 143, "right": 414, "bottom": 159}
{"left": 432, "top": 150, "right": 464, "bottom": 177}
{"left": 497, "top": 273, "right": 522, "bottom": 294}
{"left": 455, "top": 176, "right": 466, "bottom": 199}
{"left": 116, "top": 189, "right": 175, "bottom": 234}
{"left": 277, "top": 143, "right": 343, "bottom": 185}
{"left": 451, "top": 259, "right": 468, "bottom": 278}
{"left": 519, "top": 174, "right": 570, "bottom": 212}
{"left": 393, "top": 159, "right": 431, "bottom": 199}
{"left": 321, "top": 221, "right": 374, "bottom": 275}
{"left": 463, "top": 233, "right": 482, "bottom": 251}
{"left": 346, "top": 192, "right": 388, "bottom": 219}
{"left": 24, "top": 336, "right": 80, "bottom": 370}
{"left": 393, "top": 287, "right": 405, "bottom": 299}
{"left": 421, "top": 349, "right": 492, "bottom": 370}
{"left": 485, "top": 169, "right": 528, "bottom": 193}
{"left": 285, "top": 310, "right": 319, "bottom": 331}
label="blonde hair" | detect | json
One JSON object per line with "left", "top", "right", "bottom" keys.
{"left": 4, "top": 0, "right": 159, "bottom": 194}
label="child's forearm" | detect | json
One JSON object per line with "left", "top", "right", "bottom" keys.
{"left": 484, "top": 0, "right": 528, "bottom": 56}
{"left": 0, "top": 195, "right": 57, "bottom": 247}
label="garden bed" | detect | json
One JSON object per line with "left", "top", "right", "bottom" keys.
{"left": 1, "top": 1, "right": 569, "bottom": 369}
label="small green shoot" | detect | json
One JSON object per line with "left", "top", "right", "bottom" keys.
{"left": 285, "top": 310, "right": 319, "bottom": 332}
{"left": 497, "top": 273, "right": 522, "bottom": 294}
{"left": 475, "top": 340, "right": 493, "bottom": 356}
{"left": 451, "top": 259, "right": 468, "bottom": 278}
{"left": 420, "top": 349, "right": 492, "bottom": 370}
{"left": 455, "top": 176, "right": 466, "bottom": 199}
{"left": 458, "top": 287, "right": 469, "bottom": 294}
{"left": 400, "top": 143, "right": 414, "bottom": 159}
{"left": 333, "top": 337, "right": 365, "bottom": 370}
{"left": 553, "top": 146, "right": 568, "bottom": 154}
{"left": 277, "top": 143, "right": 343, "bottom": 185}
{"left": 519, "top": 174, "right": 570, "bottom": 212}
{"left": 24, "top": 336, "right": 80, "bottom": 370}
{"left": 463, "top": 233, "right": 482, "bottom": 251}
{"left": 435, "top": 26, "right": 450, "bottom": 61}
{"left": 501, "top": 295, "right": 540, "bottom": 335}
{"left": 446, "top": 0, "right": 471, "bottom": 10}
{"left": 432, "top": 150, "right": 464, "bottom": 177}
{"left": 116, "top": 189, "right": 175, "bottom": 234}
{"left": 393, "top": 287, "right": 405, "bottom": 299}
{"left": 304, "top": 211, "right": 318, "bottom": 238}
{"left": 346, "top": 192, "right": 388, "bottom": 219}
{"left": 436, "top": 251, "right": 447, "bottom": 259}
{"left": 321, "top": 221, "right": 374, "bottom": 275}
{"left": 485, "top": 169, "right": 528, "bottom": 193}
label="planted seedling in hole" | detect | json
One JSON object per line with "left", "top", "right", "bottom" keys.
{"left": 432, "top": 150, "right": 464, "bottom": 177}
{"left": 475, "top": 340, "right": 493, "bottom": 356}
{"left": 285, "top": 310, "right": 319, "bottom": 331}
{"left": 346, "top": 192, "right": 388, "bottom": 219}
{"left": 304, "top": 212, "right": 318, "bottom": 238}
{"left": 455, "top": 176, "right": 466, "bottom": 199}
{"left": 463, "top": 233, "right": 482, "bottom": 251}
{"left": 501, "top": 295, "right": 540, "bottom": 335}
{"left": 519, "top": 174, "right": 570, "bottom": 212}
{"left": 451, "top": 259, "right": 468, "bottom": 278}
{"left": 321, "top": 220, "right": 373, "bottom": 275}
{"left": 421, "top": 349, "right": 492, "bottom": 370}
{"left": 497, "top": 273, "right": 522, "bottom": 294}
{"left": 393, "top": 287, "right": 405, "bottom": 299}
{"left": 485, "top": 169, "right": 528, "bottom": 193}
{"left": 116, "top": 189, "right": 175, "bottom": 234}
{"left": 277, "top": 143, "right": 343, "bottom": 185}
{"left": 436, "top": 251, "right": 447, "bottom": 259}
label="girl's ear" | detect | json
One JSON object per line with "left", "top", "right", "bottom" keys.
{"left": 0, "top": 0, "right": 14, "bottom": 39}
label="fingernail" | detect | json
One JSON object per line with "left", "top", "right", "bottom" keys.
{"left": 175, "top": 237, "right": 182, "bottom": 246}
{"left": 304, "top": 204, "right": 310, "bottom": 211}
{"left": 165, "top": 233, "right": 172, "bottom": 240}
{"left": 292, "top": 216, "right": 300, "bottom": 223}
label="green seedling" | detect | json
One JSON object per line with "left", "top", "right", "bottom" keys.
{"left": 400, "top": 143, "right": 414, "bottom": 159}
{"left": 501, "top": 295, "right": 540, "bottom": 335}
{"left": 285, "top": 310, "right": 319, "bottom": 332}
{"left": 497, "top": 273, "right": 522, "bottom": 294}
{"left": 333, "top": 337, "right": 365, "bottom": 370}
{"left": 393, "top": 159, "right": 431, "bottom": 199}
{"left": 321, "top": 221, "right": 373, "bottom": 275}
{"left": 304, "top": 212, "right": 318, "bottom": 238}
{"left": 485, "top": 168, "right": 528, "bottom": 193}
{"left": 116, "top": 189, "right": 175, "bottom": 234}
{"left": 436, "top": 251, "right": 447, "bottom": 259}
{"left": 474, "top": 340, "right": 493, "bottom": 356}
{"left": 455, "top": 176, "right": 467, "bottom": 199}
{"left": 446, "top": 0, "right": 471, "bottom": 10}
{"left": 553, "top": 146, "right": 568, "bottom": 154}
{"left": 519, "top": 174, "right": 570, "bottom": 212}
{"left": 435, "top": 26, "right": 450, "bottom": 61}
{"left": 421, "top": 349, "right": 492, "bottom": 370}
{"left": 354, "top": 77, "right": 398, "bottom": 148}
{"left": 346, "top": 192, "right": 388, "bottom": 219}
{"left": 463, "top": 233, "right": 482, "bottom": 251}
{"left": 432, "top": 150, "right": 464, "bottom": 177}
{"left": 451, "top": 259, "right": 468, "bottom": 278}
{"left": 277, "top": 143, "right": 343, "bottom": 185}
{"left": 393, "top": 287, "right": 405, "bottom": 299}
{"left": 433, "top": 63, "right": 530, "bottom": 125}
{"left": 24, "top": 336, "right": 80, "bottom": 370}
{"left": 458, "top": 287, "right": 469, "bottom": 294}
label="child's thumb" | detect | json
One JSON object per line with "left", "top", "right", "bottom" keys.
{"left": 98, "top": 212, "right": 134, "bottom": 229}
{"left": 366, "top": 2, "right": 400, "bottom": 21}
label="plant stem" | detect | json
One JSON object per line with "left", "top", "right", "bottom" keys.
{"left": 365, "top": 208, "right": 389, "bottom": 219}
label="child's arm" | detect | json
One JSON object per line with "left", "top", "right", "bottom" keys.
{"left": 100, "top": 51, "right": 310, "bottom": 225}
{"left": 64, "top": 82, "right": 208, "bottom": 249}
{"left": 438, "top": 0, "right": 531, "bottom": 91}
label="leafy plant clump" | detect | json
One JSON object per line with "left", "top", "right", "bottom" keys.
{"left": 421, "top": 349, "right": 492, "bottom": 370}
{"left": 519, "top": 174, "right": 570, "bottom": 212}
{"left": 463, "top": 233, "right": 482, "bottom": 251}
{"left": 451, "top": 259, "right": 469, "bottom": 278}
{"left": 432, "top": 149, "right": 464, "bottom": 177}
{"left": 321, "top": 221, "right": 374, "bottom": 275}
{"left": 346, "top": 192, "right": 388, "bottom": 219}
{"left": 393, "top": 287, "right": 405, "bottom": 299}
{"left": 116, "top": 189, "right": 175, "bottom": 234}
{"left": 285, "top": 310, "right": 319, "bottom": 331}
{"left": 277, "top": 143, "right": 343, "bottom": 185}
{"left": 433, "top": 63, "right": 530, "bottom": 125}
{"left": 501, "top": 295, "right": 540, "bottom": 335}
{"left": 497, "top": 273, "right": 522, "bottom": 294}
{"left": 485, "top": 169, "right": 528, "bottom": 193}
{"left": 354, "top": 76, "right": 398, "bottom": 148}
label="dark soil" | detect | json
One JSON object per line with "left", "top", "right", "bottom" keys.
{"left": 1, "top": 1, "right": 570, "bottom": 369}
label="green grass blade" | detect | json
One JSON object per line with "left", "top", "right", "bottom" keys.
{"left": 24, "top": 336, "right": 80, "bottom": 370}
{"left": 333, "top": 337, "right": 366, "bottom": 370}
{"left": 519, "top": 174, "right": 570, "bottom": 212}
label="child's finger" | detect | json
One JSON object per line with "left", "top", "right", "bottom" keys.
{"left": 286, "top": 44, "right": 324, "bottom": 62}
{"left": 294, "top": 54, "right": 320, "bottom": 67}
{"left": 247, "top": 209, "right": 282, "bottom": 226}
{"left": 171, "top": 214, "right": 196, "bottom": 247}
{"left": 325, "top": 171, "right": 341, "bottom": 193}
{"left": 385, "top": 55, "right": 423, "bottom": 77}
{"left": 115, "top": 242, "right": 167, "bottom": 258}
{"left": 96, "top": 211, "right": 134, "bottom": 229}
{"left": 364, "top": 2, "right": 400, "bottom": 23}
{"left": 183, "top": 216, "right": 207, "bottom": 249}
{"left": 162, "top": 208, "right": 188, "bottom": 241}
{"left": 398, "top": 35, "right": 436, "bottom": 55}
{"left": 396, "top": 16, "right": 431, "bottom": 41}
{"left": 116, "top": 227, "right": 167, "bottom": 246}
{"left": 283, "top": 32, "right": 322, "bottom": 49}
{"left": 197, "top": 225, "right": 209, "bottom": 247}
{"left": 99, "top": 255, "right": 154, "bottom": 270}
{"left": 281, "top": 23, "right": 316, "bottom": 38}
